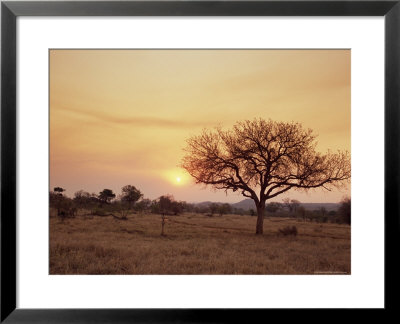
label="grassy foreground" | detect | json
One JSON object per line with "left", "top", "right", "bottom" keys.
{"left": 50, "top": 212, "right": 350, "bottom": 275}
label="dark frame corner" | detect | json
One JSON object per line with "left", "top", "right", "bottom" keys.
{"left": 1, "top": 1, "right": 400, "bottom": 322}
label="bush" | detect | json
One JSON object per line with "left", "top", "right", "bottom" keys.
{"left": 278, "top": 225, "right": 298, "bottom": 236}
{"left": 91, "top": 209, "right": 109, "bottom": 216}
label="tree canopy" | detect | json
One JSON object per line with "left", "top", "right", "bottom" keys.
{"left": 53, "top": 187, "right": 65, "bottom": 195}
{"left": 98, "top": 189, "right": 116, "bottom": 204}
{"left": 121, "top": 185, "right": 143, "bottom": 208}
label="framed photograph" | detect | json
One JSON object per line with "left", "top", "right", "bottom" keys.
{"left": 1, "top": 0, "right": 399, "bottom": 322}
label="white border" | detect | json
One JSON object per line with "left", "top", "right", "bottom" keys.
{"left": 17, "top": 17, "right": 384, "bottom": 308}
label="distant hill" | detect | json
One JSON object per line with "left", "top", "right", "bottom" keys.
{"left": 231, "top": 199, "right": 255, "bottom": 210}
{"left": 194, "top": 199, "right": 339, "bottom": 211}
{"left": 300, "top": 203, "right": 339, "bottom": 211}
{"left": 194, "top": 201, "right": 215, "bottom": 208}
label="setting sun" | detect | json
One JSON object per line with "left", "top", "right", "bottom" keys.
{"left": 161, "top": 168, "right": 190, "bottom": 187}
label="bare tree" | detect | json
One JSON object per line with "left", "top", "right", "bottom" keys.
{"left": 182, "top": 119, "right": 350, "bottom": 234}
{"left": 282, "top": 198, "right": 300, "bottom": 214}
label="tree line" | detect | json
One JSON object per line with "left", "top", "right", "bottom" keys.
{"left": 49, "top": 185, "right": 350, "bottom": 225}
{"left": 50, "top": 185, "right": 239, "bottom": 221}
{"left": 256, "top": 197, "right": 351, "bottom": 224}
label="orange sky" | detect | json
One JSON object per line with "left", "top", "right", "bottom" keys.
{"left": 50, "top": 49, "right": 350, "bottom": 203}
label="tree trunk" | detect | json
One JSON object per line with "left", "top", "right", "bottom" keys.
{"left": 161, "top": 214, "right": 165, "bottom": 236}
{"left": 256, "top": 204, "right": 265, "bottom": 235}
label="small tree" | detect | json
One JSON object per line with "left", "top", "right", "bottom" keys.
{"left": 209, "top": 203, "right": 219, "bottom": 216}
{"left": 88, "top": 193, "right": 100, "bottom": 214}
{"left": 57, "top": 198, "right": 74, "bottom": 221}
{"left": 266, "top": 202, "right": 282, "bottom": 213}
{"left": 339, "top": 196, "right": 351, "bottom": 224}
{"left": 50, "top": 188, "right": 75, "bottom": 221}
{"left": 50, "top": 187, "right": 66, "bottom": 217}
{"left": 135, "top": 198, "right": 152, "bottom": 212}
{"left": 98, "top": 189, "right": 116, "bottom": 206}
{"left": 297, "top": 205, "right": 307, "bottom": 221}
{"left": 121, "top": 185, "right": 143, "bottom": 209}
{"left": 111, "top": 199, "right": 131, "bottom": 220}
{"left": 54, "top": 187, "right": 65, "bottom": 195}
{"left": 282, "top": 198, "right": 300, "bottom": 214}
{"left": 73, "top": 190, "right": 92, "bottom": 213}
{"left": 182, "top": 119, "right": 350, "bottom": 234}
{"left": 150, "top": 200, "right": 160, "bottom": 214}
{"left": 158, "top": 195, "right": 174, "bottom": 214}
{"left": 171, "top": 201, "right": 184, "bottom": 215}
{"left": 158, "top": 195, "right": 175, "bottom": 235}
{"left": 218, "top": 203, "right": 232, "bottom": 216}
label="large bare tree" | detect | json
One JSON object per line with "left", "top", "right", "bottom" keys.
{"left": 181, "top": 119, "right": 350, "bottom": 234}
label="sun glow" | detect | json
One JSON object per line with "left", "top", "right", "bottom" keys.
{"left": 162, "top": 168, "right": 190, "bottom": 186}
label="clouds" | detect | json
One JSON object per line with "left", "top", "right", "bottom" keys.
{"left": 56, "top": 105, "right": 214, "bottom": 129}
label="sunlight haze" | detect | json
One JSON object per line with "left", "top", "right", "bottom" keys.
{"left": 50, "top": 49, "right": 350, "bottom": 203}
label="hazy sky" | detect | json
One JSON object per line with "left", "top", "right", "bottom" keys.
{"left": 50, "top": 49, "right": 350, "bottom": 203}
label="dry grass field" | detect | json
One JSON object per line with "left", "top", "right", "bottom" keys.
{"left": 50, "top": 211, "right": 350, "bottom": 275}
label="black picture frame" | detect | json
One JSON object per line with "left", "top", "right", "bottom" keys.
{"left": 1, "top": 0, "right": 399, "bottom": 322}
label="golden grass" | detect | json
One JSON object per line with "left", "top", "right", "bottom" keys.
{"left": 49, "top": 212, "right": 350, "bottom": 275}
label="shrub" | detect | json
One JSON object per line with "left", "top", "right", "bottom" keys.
{"left": 278, "top": 225, "right": 298, "bottom": 236}
{"left": 91, "top": 209, "right": 108, "bottom": 216}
